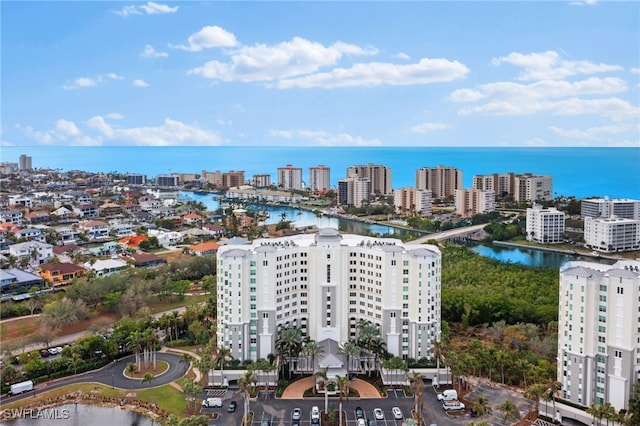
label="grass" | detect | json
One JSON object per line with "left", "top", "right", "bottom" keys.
{"left": 0, "top": 382, "right": 188, "bottom": 419}
{"left": 125, "top": 360, "right": 170, "bottom": 379}
{"left": 147, "top": 293, "right": 210, "bottom": 314}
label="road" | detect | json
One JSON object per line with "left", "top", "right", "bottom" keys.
{"left": 407, "top": 224, "right": 487, "bottom": 245}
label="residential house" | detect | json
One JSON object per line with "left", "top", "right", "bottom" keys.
{"left": 109, "top": 221, "right": 134, "bottom": 238}
{"left": 38, "top": 262, "right": 86, "bottom": 287}
{"left": 203, "top": 223, "right": 225, "bottom": 238}
{"left": 148, "top": 229, "right": 182, "bottom": 247}
{"left": 139, "top": 196, "right": 161, "bottom": 212}
{"left": 13, "top": 227, "right": 46, "bottom": 243}
{"left": 99, "top": 202, "right": 124, "bottom": 217}
{"left": 26, "top": 211, "right": 51, "bottom": 224}
{"left": 188, "top": 241, "right": 220, "bottom": 256}
{"left": 73, "top": 204, "right": 99, "bottom": 219}
{"left": 8, "top": 240, "right": 53, "bottom": 267}
{"left": 0, "top": 210, "right": 23, "bottom": 226}
{"left": 50, "top": 206, "right": 74, "bottom": 221}
{"left": 78, "top": 219, "right": 109, "bottom": 240}
{"left": 1, "top": 268, "right": 46, "bottom": 298}
{"left": 124, "top": 252, "right": 167, "bottom": 268}
{"left": 182, "top": 212, "right": 204, "bottom": 226}
{"left": 119, "top": 235, "right": 149, "bottom": 248}
{"left": 53, "top": 226, "right": 81, "bottom": 245}
{"left": 83, "top": 258, "right": 129, "bottom": 277}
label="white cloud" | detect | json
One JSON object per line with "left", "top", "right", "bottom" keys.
{"left": 189, "top": 36, "right": 377, "bottom": 82}
{"left": 62, "top": 73, "right": 125, "bottom": 90}
{"left": 270, "top": 129, "right": 381, "bottom": 146}
{"left": 631, "top": 68, "right": 640, "bottom": 74}
{"left": 549, "top": 124, "right": 637, "bottom": 140}
{"left": 105, "top": 113, "right": 124, "bottom": 120}
{"left": 393, "top": 52, "right": 410, "bottom": 60}
{"left": 54, "top": 119, "right": 80, "bottom": 139}
{"left": 569, "top": 0, "right": 597, "bottom": 5}
{"left": 411, "top": 122, "right": 451, "bottom": 134}
{"left": 133, "top": 79, "right": 149, "bottom": 87}
{"left": 171, "top": 26, "right": 238, "bottom": 51}
{"left": 23, "top": 126, "right": 54, "bottom": 144}
{"left": 141, "top": 44, "right": 168, "bottom": 58}
{"left": 492, "top": 51, "right": 623, "bottom": 81}
{"left": 115, "top": 1, "right": 178, "bottom": 17}
{"left": 277, "top": 58, "right": 469, "bottom": 89}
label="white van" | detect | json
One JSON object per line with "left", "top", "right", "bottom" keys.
{"left": 202, "top": 397, "right": 223, "bottom": 407}
{"left": 436, "top": 389, "right": 458, "bottom": 401}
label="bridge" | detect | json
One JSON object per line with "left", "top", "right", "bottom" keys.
{"left": 406, "top": 223, "right": 487, "bottom": 245}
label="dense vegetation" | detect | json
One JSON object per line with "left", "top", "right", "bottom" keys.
{"left": 441, "top": 244, "right": 559, "bottom": 327}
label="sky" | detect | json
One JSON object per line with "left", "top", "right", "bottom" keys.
{"left": 1, "top": 1, "right": 639, "bottom": 148}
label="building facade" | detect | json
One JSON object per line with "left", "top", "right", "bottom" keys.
{"left": 558, "top": 260, "right": 640, "bottom": 410}
{"left": 526, "top": 204, "right": 565, "bottom": 244}
{"left": 513, "top": 174, "right": 553, "bottom": 202}
{"left": 277, "top": 165, "right": 304, "bottom": 190}
{"left": 416, "top": 165, "right": 462, "bottom": 199}
{"left": 252, "top": 174, "right": 271, "bottom": 188}
{"left": 455, "top": 188, "right": 496, "bottom": 218}
{"left": 584, "top": 217, "right": 640, "bottom": 253}
{"left": 338, "top": 177, "right": 371, "bottom": 208}
{"left": 581, "top": 198, "right": 640, "bottom": 220}
{"left": 394, "top": 187, "right": 433, "bottom": 217}
{"left": 19, "top": 155, "right": 32, "bottom": 171}
{"left": 309, "top": 165, "right": 331, "bottom": 192}
{"left": 216, "top": 229, "right": 441, "bottom": 369}
{"left": 156, "top": 175, "right": 179, "bottom": 187}
{"left": 346, "top": 164, "right": 392, "bottom": 196}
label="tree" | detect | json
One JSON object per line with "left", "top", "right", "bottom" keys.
{"left": 497, "top": 400, "right": 520, "bottom": 424}
{"left": 126, "top": 362, "right": 137, "bottom": 389}
{"left": 408, "top": 371, "right": 425, "bottom": 423}
{"left": 302, "top": 340, "right": 324, "bottom": 373}
{"left": 587, "top": 404, "right": 606, "bottom": 426}
{"left": 524, "top": 383, "right": 546, "bottom": 418}
{"left": 471, "top": 396, "right": 492, "bottom": 417}
{"left": 68, "top": 352, "right": 84, "bottom": 376}
{"left": 275, "top": 326, "right": 303, "bottom": 379}
{"left": 336, "top": 374, "right": 349, "bottom": 426}
{"left": 182, "top": 379, "right": 202, "bottom": 414}
{"left": 339, "top": 341, "right": 360, "bottom": 377}
{"left": 141, "top": 373, "right": 154, "bottom": 385}
{"left": 214, "top": 346, "right": 232, "bottom": 386}
{"left": 237, "top": 371, "right": 256, "bottom": 425}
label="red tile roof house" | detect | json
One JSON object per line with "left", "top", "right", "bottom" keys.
{"left": 38, "top": 262, "right": 86, "bottom": 287}
{"left": 182, "top": 213, "right": 204, "bottom": 226}
{"left": 119, "top": 235, "right": 149, "bottom": 248}
{"left": 188, "top": 241, "right": 220, "bottom": 256}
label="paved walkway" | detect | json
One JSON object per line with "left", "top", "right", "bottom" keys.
{"left": 281, "top": 377, "right": 382, "bottom": 399}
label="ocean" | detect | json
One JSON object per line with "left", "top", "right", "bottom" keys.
{"left": 2, "top": 146, "right": 638, "bottom": 199}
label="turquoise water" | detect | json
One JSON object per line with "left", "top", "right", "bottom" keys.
{"left": 471, "top": 243, "right": 615, "bottom": 269}
{"left": 4, "top": 146, "right": 638, "bottom": 199}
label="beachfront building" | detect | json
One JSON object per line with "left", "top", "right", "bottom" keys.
{"left": 394, "top": 187, "right": 433, "bottom": 217}
{"left": 525, "top": 204, "right": 565, "bottom": 244}
{"left": 346, "top": 163, "right": 392, "bottom": 197}
{"left": 415, "top": 165, "right": 462, "bottom": 199}
{"left": 513, "top": 173, "right": 553, "bottom": 202}
{"left": 252, "top": 174, "right": 271, "bottom": 188}
{"left": 558, "top": 260, "right": 640, "bottom": 410}
{"left": 455, "top": 188, "right": 496, "bottom": 218}
{"left": 472, "top": 173, "right": 514, "bottom": 199}
{"left": 125, "top": 174, "right": 147, "bottom": 185}
{"left": 277, "top": 164, "right": 304, "bottom": 190}
{"left": 338, "top": 177, "right": 371, "bottom": 208}
{"left": 201, "top": 170, "right": 246, "bottom": 188}
{"left": 156, "top": 175, "right": 179, "bottom": 187}
{"left": 19, "top": 154, "right": 32, "bottom": 171}
{"left": 225, "top": 186, "right": 304, "bottom": 203}
{"left": 216, "top": 229, "right": 441, "bottom": 374}
{"left": 309, "top": 165, "right": 330, "bottom": 192}
{"left": 581, "top": 197, "right": 640, "bottom": 220}
{"left": 583, "top": 216, "right": 640, "bottom": 253}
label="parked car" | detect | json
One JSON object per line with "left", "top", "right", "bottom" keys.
{"left": 311, "top": 406, "right": 320, "bottom": 424}
{"left": 292, "top": 408, "right": 302, "bottom": 420}
{"left": 355, "top": 407, "right": 365, "bottom": 419}
{"left": 392, "top": 407, "right": 403, "bottom": 420}
{"left": 373, "top": 408, "right": 384, "bottom": 420}
{"left": 357, "top": 419, "right": 366, "bottom": 426}
{"left": 201, "top": 397, "right": 223, "bottom": 408}
{"left": 40, "top": 349, "right": 50, "bottom": 358}
{"left": 368, "top": 420, "right": 378, "bottom": 426}
{"left": 227, "top": 401, "right": 236, "bottom": 412}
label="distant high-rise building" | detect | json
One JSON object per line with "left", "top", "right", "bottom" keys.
{"left": 125, "top": 174, "right": 147, "bottom": 185}
{"left": 394, "top": 187, "right": 432, "bottom": 216}
{"left": 416, "top": 165, "right": 462, "bottom": 199}
{"left": 201, "top": 170, "right": 245, "bottom": 188}
{"left": 581, "top": 197, "right": 640, "bottom": 220}
{"left": 277, "top": 164, "right": 304, "bottom": 190}
{"left": 309, "top": 165, "right": 330, "bottom": 192}
{"left": 19, "top": 155, "right": 32, "bottom": 171}
{"left": 252, "top": 174, "right": 271, "bottom": 188}
{"left": 513, "top": 173, "right": 552, "bottom": 202}
{"left": 455, "top": 188, "right": 496, "bottom": 218}
{"left": 346, "top": 164, "right": 392, "bottom": 196}
{"left": 558, "top": 260, "right": 640, "bottom": 410}
{"left": 156, "top": 175, "right": 179, "bottom": 187}
{"left": 584, "top": 216, "right": 640, "bottom": 253}
{"left": 472, "top": 173, "right": 514, "bottom": 199}
{"left": 525, "top": 203, "right": 565, "bottom": 244}
{"left": 338, "top": 177, "right": 370, "bottom": 208}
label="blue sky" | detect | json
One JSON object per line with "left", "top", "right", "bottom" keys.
{"left": 1, "top": 1, "right": 639, "bottom": 147}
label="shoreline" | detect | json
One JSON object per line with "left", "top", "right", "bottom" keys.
{"left": 491, "top": 240, "right": 626, "bottom": 262}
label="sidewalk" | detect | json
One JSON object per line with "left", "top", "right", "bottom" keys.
{"left": 280, "top": 377, "right": 382, "bottom": 399}
{"left": 160, "top": 346, "right": 202, "bottom": 384}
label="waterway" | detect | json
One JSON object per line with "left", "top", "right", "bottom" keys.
{"left": 180, "top": 191, "right": 619, "bottom": 269}
{"left": 2, "top": 403, "right": 155, "bottom": 425}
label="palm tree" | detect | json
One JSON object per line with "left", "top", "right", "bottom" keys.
{"left": 215, "top": 345, "right": 232, "bottom": 386}
{"left": 471, "top": 396, "right": 492, "bottom": 417}
{"left": 495, "top": 350, "right": 509, "bottom": 385}
{"left": 336, "top": 374, "right": 349, "bottom": 426}
{"left": 356, "top": 321, "right": 379, "bottom": 375}
{"left": 497, "top": 400, "right": 520, "bottom": 424}
{"left": 517, "top": 358, "right": 530, "bottom": 390}
{"left": 408, "top": 371, "right": 425, "bottom": 423}
{"left": 339, "top": 341, "right": 360, "bottom": 377}
{"left": 548, "top": 381, "right": 561, "bottom": 419}
{"left": 182, "top": 379, "right": 202, "bottom": 414}
{"left": 587, "top": 404, "right": 606, "bottom": 426}
{"left": 524, "top": 383, "right": 546, "bottom": 418}
{"left": 126, "top": 362, "right": 137, "bottom": 390}
{"left": 68, "top": 352, "right": 84, "bottom": 376}
{"left": 302, "top": 340, "right": 324, "bottom": 373}
{"left": 602, "top": 402, "right": 615, "bottom": 426}
{"left": 237, "top": 370, "right": 256, "bottom": 425}
{"left": 275, "top": 326, "right": 303, "bottom": 379}
{"left": 141, "top": 373, "right": 154, "bottom": 385}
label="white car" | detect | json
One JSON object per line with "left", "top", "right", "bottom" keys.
{"left": 392, "top": 406, "right": 403, "bottom": 420}
{"left": 373, "top": 408, "right": 384, "bottom": 420}
{"left": 311, "top": 406, "right": 320, "bottom": 424}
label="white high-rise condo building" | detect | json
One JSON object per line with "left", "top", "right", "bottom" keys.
{"left": 416, "top": 165, "right": 462, "bottom": 199}
{"left": 277, "top": 164, "right": 304, "bottom": 190}
{"left": 584, "top": 216, "right": 640, "bottom": 253}
{"left": 558, "top": 260, "right": 640, "bottom": 410}
{"left": 394, "top": 187, "right": 433, "bottom": 217}
{"left": 455, "top": 188, "right": 496, "bottom": 218}
{"left": 309, "top": 165, "right": 331, "bottom": 192}
{"left": 338, "top": 177, "right": 371, "bottom": 208}
{"left": 216, "top": 229, "right": 441, "bottom": 376}
{"left": 19, "top": 155, "right": 32, "bottom": 171}
{"left": 581, "top": 197, "right": 640, "bottom": 220}
{"left": 526, "top": 204, "right": 565, "bottom": 244}
{"left": 513, "top": 173, "right": 553, "bottom": 202}
{"left": 346, "top": 164, "right": 392, "bottom": 196}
